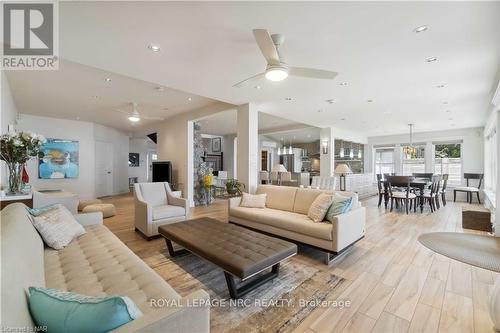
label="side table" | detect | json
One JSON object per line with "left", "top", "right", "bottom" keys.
{"left": 0, "top": 193, "right": 33, "bottom": 210}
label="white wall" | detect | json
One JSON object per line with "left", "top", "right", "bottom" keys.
{"left": 16, "top": 114, "right": 129, "bottom": 199}
{"left": 367, "top": 127, "right": 484, "bottom": 183}
{"left": 0, "top": 72, "right": 19, "bottom": 187}
{"left": 129, "top": 137, "right": 156, "bottom": 183}
{"left": 223, "top": 134, "right": 236, "bottom": 179}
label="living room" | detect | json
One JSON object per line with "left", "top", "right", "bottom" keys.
{"left": 1, "top": 1, "right": 500, "bottom": 333}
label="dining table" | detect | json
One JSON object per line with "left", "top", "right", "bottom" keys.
{"left": 381, "top": 178, "right": 432, "bottom": 213}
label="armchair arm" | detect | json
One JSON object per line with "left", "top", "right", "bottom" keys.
{"left": 330, "top": 206, "right": 366, "bottom": 252}
{"left": 134, "top": 194, "right": 153, "bottom": 236}
{"left": 228, "top": 196, "right": 242, "bottom": 217}
{"left": 74, "top": 212, "right": 103, "bottom": 226}
{"left": 113, "top": 290, "right": 210, "bottom": 333}
{"left": 167, "top": 192, "right": 189, "bottom": 212}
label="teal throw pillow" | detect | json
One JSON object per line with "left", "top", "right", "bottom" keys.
{"left": 325, "top": 194, "right": 353, "bottom": 222}
{"left": 28, "top": 287, "right": 142, "bottom": 333}
{"left": 27, "top": 204, "right": 58, "bottom": 216}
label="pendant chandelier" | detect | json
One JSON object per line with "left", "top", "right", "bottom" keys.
{"left": 403, "top": 124, "right": 417, "bottom": 157}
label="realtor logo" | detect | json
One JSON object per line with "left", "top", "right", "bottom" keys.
{"left": 2, "top": 2, "right": 58, "bottom": 70}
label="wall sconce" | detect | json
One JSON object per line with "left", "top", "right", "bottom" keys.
{"left": 321, "top": 140, "right": 329, "bottom": 154}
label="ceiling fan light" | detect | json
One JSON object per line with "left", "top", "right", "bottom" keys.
{"left": 128, "top": 115, "right": 140, "bottom": 122}
{"left": 265, "top": 68, "right": 288, "bottom": 82}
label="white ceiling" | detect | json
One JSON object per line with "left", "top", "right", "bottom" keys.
{"left": 198, "top": 110, "right": 306, "bottom": 136}
{"left": 6, "top": 60, "right": 222, "bottom": 132}
{"left": 7, "top": 2, "right": 500, "bottom": 137}
{"left": 263, "top": 127, "right": 321, "bottom": 144}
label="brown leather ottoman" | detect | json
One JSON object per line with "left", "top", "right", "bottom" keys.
{"left": 158, "top": 217, "right": 297, "bottom": 298}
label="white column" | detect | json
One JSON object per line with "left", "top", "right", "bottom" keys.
{"left": 495, "top": 111, "right": 500, "bottom": 236}
{"left": 186, "top": 121, "right": 194, "bottom": 207}
{"left": 237, "top": 104, "right": 258, "bottom": 194}
{"left": 425, "top": 141, "right": 434, "bottom": 173}
{"left": 320, "top": 127, "right": 335, "bottom": 177}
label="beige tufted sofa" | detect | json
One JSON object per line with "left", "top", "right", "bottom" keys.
{"left": 1, "top": 203, "right": 210, "bottom": 333}
{"left": 229, "top": 185, "right": 366, "bottom": 264}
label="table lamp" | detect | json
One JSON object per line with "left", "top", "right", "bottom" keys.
{"left": 335, "top": 164, "right": 352, "bottom": 191}
{"left": 271, "top": 164, "right": 287, "bottom": 185}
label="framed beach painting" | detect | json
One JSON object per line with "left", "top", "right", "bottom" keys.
{"left": 38, "top": 139, "right": 79, "bottom": 179}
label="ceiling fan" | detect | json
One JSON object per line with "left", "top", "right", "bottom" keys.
{"left": 114, "top": 103, "right": 164, "bottom": 123}
{"left": 233, "top": 29, "right": 338, "bottom": 87}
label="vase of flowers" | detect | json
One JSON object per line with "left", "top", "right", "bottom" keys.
{"left": 0, "top": 132, "right": 45, "bottom": 194}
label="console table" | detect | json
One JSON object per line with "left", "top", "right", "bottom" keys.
{"left": 0, "top": 193, "right": 33, "bottom": 210}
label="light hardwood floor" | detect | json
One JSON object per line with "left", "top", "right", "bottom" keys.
{"left": 101, "top": 193, "right": 498, "bottom": 333}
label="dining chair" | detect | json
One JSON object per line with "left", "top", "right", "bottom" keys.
{"left": 419, "top": 175, "right": 441, "bottom": 212}
{"left": 376, "top": 178, "right": 385, "bottom": 207}
{"left": 270, "top": 171, "right": 279, "bottom": 185}
{"left": 259, "top": 171, "right": 269, "bottom": 184}
{"left": 454, "top": 173, "right": 483, "bottom": 204}
{"left": 439, "top": 174, "right": 448, "bottom": 206}
{"left": 386, "top": 176, "right": 417, "bottom": 214}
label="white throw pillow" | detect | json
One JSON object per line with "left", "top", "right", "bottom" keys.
{"left": 307, "top": 193, "right": 334, "bottom": 222}
{"left": 240, "top": 193, "right": 267, "bottom": 208}
{"left": 30, "top": 204, "right": 86, "bottom": 250}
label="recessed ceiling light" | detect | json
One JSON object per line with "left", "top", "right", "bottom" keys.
{"left": 104, "top": 78, "right": 111, "bottom": 82}
{"left": 147, "top": 44, "right": 161, "bottom": 52}
{"left": 446, "top": 110, "right": 451, "bottom": 113}
{"left": 187, "top": 97, "right": 192, "bottom": 102}
{"left": 254, "top": 85, "right": 261, "bottom": 89}
{"left": 326, "top": 99, "right": 336, "bottom": 104}
{"left": 436, "top": 84, "right": 445, "bottom": 88}
{"left": 92, "top": 95, "right": 98, "bottom": 99}
{"left": 317, "top": 110, "right": 322, "bottom": 113}
{"left": 340, "top": 118, "right": 346, "bottom": 121}
{"left": 155, "top": 86, "right": 165, "bottom": 92}
{"left": 367, "top": 99, "right": 374, "bottom": 103}
{"left": 426, "top": 57, "right": 438, "bottom": 63}
{"left": 448, "top": 118, "right": 453, "bottom": 121}
{"left": 285, "top": 97, "right": 292, "bottom": 101}
{"left": 442, "top": 101, "right": 449, "bottom": 105}
{"left": 339, "top": 82, "right": 348, "bottom": 86}
{"left": 128, "top": 115, "right": 140, "bottom": 122}
{"left": 414, "top": 25, "right": 429, "bottom": 33}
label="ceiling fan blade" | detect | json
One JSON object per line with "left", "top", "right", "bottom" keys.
{"left": 113, "top": 109, "right": 129, "bottom": 115}
{"left": 253, "top": 29, "right": 280, "bottom": 65}
{"left": 289, "top": 67, "right": 338, "bottom": 79}
{"left": 232, "top": 72, "right": 265, "bottom": 87}
{"left": 142, "top": 116, "right": 165, "bottom": 121}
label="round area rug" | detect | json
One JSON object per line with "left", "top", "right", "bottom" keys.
{"left": 418, "top": 232, "right": 500, "bottom": 272}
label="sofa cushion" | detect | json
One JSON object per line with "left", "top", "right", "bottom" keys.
{"left": 293, "top": 188, "right": 327, "bottom": 215}
{"left": 28, "top": 286, "right": 142, "bottom": 333}
{"left": 240, "top": 193, "right": 267, "bottom": 208}
{"left": 308, "top": 193, "right": 335, "bottom": 222}
{"left": 31, "top": 204, "right": 86, "bottom": 250}
{"left": 230, "top": 206, "right": 333, "bottom": 241}
{"left": 44, "top": 225, "right": 181, "bottom": 315}
{"left": 153, "top": 205, "right": 186, "bottom": 220}
{"left": 325, "top": 193, "right": 353, "bottom": 222}
{"left": 139, "top": 183, "right": 168, "bottom": 206}
{"left": 256, "top": 185, "right": 297, "bottom": 212}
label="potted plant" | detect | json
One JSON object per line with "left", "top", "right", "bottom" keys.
{"left": 0, "top": 131, "right": 45, "bottom": 194}
{"left": 225, "top": 179, "right": 245, "bottom": 196}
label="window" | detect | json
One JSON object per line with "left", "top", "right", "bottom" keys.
{"left": 434, "top": 143, "right": 461, "bottom": 186}
{"left": 402, "top": 146, "right": 425, "bottom": 175}
{"left": 375, "top": 148, "right": 395, "bottom": 175}
{"left": 151, "top": 153, "right": 158, "bottom": 161}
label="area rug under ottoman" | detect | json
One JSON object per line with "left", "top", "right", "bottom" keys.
{"left": 145, "top": 250, "right": 347, "bottom": 333}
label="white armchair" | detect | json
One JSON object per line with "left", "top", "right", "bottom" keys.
{"left": 134, "top": 182, "right": 188, "bottom": 239}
